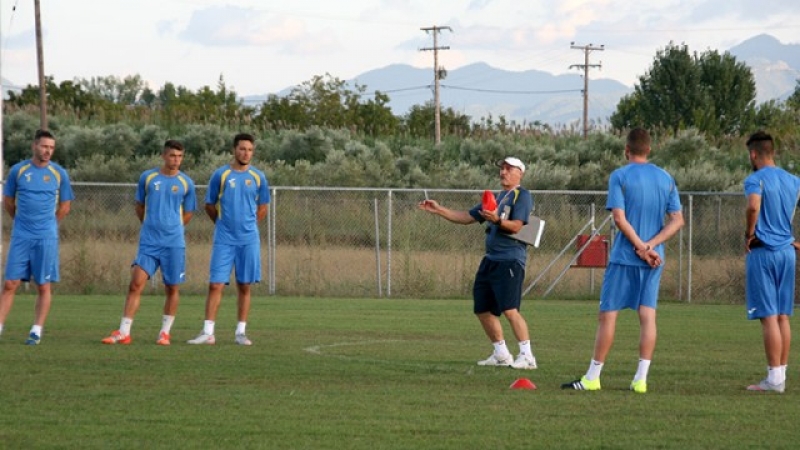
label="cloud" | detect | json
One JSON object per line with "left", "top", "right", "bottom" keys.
{"left": 3, "top": 28, "right": 37, "bottom": 49}
{"left": 177, "top": 5, "right": 337, "bottom": 54}
{"left": 156, "top": 19, "right": 177, "bottom": 37}
{"left": 690, "top": 0, "right": 800, "bottom": 21}
{"left": 468, "top": 0, "right": 495, "bottom": 10}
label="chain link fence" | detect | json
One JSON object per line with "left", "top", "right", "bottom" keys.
{"left": 3, "top": 184, "right": 789, "bottom": 304}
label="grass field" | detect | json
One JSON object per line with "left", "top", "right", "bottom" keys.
{"left": 0, "top": 295, "right": 797, "bottom": 449}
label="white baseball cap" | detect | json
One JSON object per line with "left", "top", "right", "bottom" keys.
{"left": 496, "top": 156, "right": 526, "bottom": 173}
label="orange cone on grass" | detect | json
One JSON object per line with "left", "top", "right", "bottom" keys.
{"left": 510, "top": 378, "right": 537, "bottom": 390}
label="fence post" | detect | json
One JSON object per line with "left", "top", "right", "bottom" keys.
{"left": 687, "top": 194, "right": 693, "bottom": 303}
{"left": 387, "top": 190, "right": 393, "bottom": 298}
{"left": 374, "top": 198, "right": 383, "bottom": 297}
{"left": 269, "top": 187, "right": 276, "bottom": 295}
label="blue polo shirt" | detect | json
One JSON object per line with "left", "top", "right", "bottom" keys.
{"left": 469, "top": 187, "right": 533, "bottom": 265}
{"left": 205, "top": 164, "right": 270, "bottom": 245}
{"left": 136, "top": 168, "right": 197, "bottom": 248}
{"left": 606, "top": 162, "right": 682, "bottom": 266}
{"left": 744, "top": 166, "right": 800, "bottom": 250}
{"left": 4, "top": 160, "right": 74, "bottom": 240}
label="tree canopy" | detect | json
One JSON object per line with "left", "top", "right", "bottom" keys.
{"left": 610, "top": 43, "right": 757, "bottom": 136}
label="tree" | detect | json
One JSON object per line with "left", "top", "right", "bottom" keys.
{"left": 610, "top": 43, "right": 756, "bottom": 136}
{"left": 7, "top": 76, "right": 116, "bottom": 118}
{"left": 787, "top": 79, "right": 800, "bottom": 111}
{"left": 253, "top": 73, "right": 398, "bottom": 136}
{"left": 403, "top": 102, "right": 470, "bottom": 139}
{"left": 77, "top": 74, "right": 147, "bottom": 105}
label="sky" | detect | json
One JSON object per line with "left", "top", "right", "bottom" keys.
{"left": 1, "top": 0, "right": 799, "bottom": 97}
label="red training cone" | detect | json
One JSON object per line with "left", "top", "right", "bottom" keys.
{"left": 510, "top": 378, "right": 537, "bottom": 390}
{"left": 482, "top": 190, "right": 497, "bottom": 211}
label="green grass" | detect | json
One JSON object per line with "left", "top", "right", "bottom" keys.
{"left": 0, "top": 295, "right": 797, "bottom": 449}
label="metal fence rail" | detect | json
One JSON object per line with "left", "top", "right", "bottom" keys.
{"left": 2, "top": 183, "right": 780, "bottom": 303}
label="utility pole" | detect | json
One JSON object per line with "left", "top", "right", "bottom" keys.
{"left": 34, "top": 0, "right": 48, "bottom": 130}
{"left": 570, "top": 42, "right": 603, "bottom": 140}
{"left": 420, "top": 25, "right": 451, "bottom": 145}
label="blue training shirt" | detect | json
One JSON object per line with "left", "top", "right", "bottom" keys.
{"left": 205, "top": 164, "right": 270, "bottom": 245}
{"left": 606, "top": 162, "right": 682, "bottom": 266}
{"left": 744, "top": 166, "right": 800, "bottom": 250}
{"left": 469, "top": 187, "right": 533, "bottom": 265}
{"left": 136, "top": 168, "right": 197, "bottom": 248}
{"left": 3, "top": 159, "right": 74, "bottom": 240}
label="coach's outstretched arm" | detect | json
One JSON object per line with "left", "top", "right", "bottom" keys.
{"left": 418, "top": 199, "right": 477, "bottom": 225}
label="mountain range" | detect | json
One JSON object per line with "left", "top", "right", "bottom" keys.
{"left": 247, "top": 33, "right": 800, "bottom": 127}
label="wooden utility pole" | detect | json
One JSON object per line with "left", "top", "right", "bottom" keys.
{"left": 420, "top": 25, "right": 451, "bottom": 145}
{"left": 34, "top": 0, "right": 47, "bottom": 130}
{"left": 570, "top": 43, "right": 603, "bottom": 139}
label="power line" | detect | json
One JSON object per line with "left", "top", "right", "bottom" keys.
{"left": 441, "top": 85, "right": 581, "bottom": 95}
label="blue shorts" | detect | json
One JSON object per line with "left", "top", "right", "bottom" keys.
{"left": 209, "top": 243, "right": 261, "bottom": 285}
{"left": 599, "top": 263, "right": 663, "bottom": 312}
{"left": 133, "top": 245, "right": 187, "bottom": 286}
{"left": 745, "top": 246, "right": 795, "bottom": 319}
{"left": 4, "top": 237, "right": 59, "bottom": 284}
{"left": 472, "top": 258, "right": 525, "bottom": 316}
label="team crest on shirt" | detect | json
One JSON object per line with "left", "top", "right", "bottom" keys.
{"left": 171, "top": 185, "right": 179, "bottom": 193}
{"left": 245, "top": 179, "right": 252, "bottom": 187}
{"left": 43, "top": 175, "right": 51, "bottom": 183}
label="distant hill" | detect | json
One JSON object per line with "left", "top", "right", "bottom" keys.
{"left": 728, "top": 34, "right": 800, "bottom": 102}
{"left": 244, "top": 34, "right": 799, "bottom": 125}
{"left": 1, "top": 77, "right": 22, "bottom": 99}
{"left": 245, "top": 62, "right": 631, "bottom": 127}
{"left": 350, "top": 62, "right": 630, "bottom": 127}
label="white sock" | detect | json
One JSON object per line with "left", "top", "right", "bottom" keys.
{"left": 119, "top": 317, "right": 133, "bottom": 335}
{"left": 203, "top": 320, "right": 215, "bottom": 336}
{"left": 518, "top": 340, "right": 532, "bottom": 356}
{"left": 31, "top": 325, "right": 43, "bottom": 337}
{"left": 0, "top": 323, "right": 4, "bottom": 335}
{"left": 236, "top": 321, "right": 247, "bottom": 335}
{"left": 634, "top": 359, "right": 651, "bottom": 382}
{"left": 161, "top": 315, "right": 175, "bottom": 334}
{"left": 781, "top": 365, "right": 788, "bottom": 383}
{"left": 492, "top": 340, "right": 511, "bottom": 357}
{"left": 586, "top": 359, "right": 604, "bottom": 381}
{"left": 767, "top": 366, "right": 782, "bottom": 385}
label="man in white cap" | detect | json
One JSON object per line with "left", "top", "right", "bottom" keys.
{"left": 418, "top": 156, "right": 537, "bottom": 369}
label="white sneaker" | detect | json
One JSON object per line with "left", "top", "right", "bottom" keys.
{"left": 187, "top": 333, "right": 215, "bottom": 345}
{"left": 511, "top": 354, "right": 538, "bottom": 370}
{"left": 747, "top": 378, "right": 785, "bottom": 393}
{"left": 235, "top": 333, "right": 252, "bottom": 346}
{"left": 477, "top": 353, "right": 514, "bottom": 366}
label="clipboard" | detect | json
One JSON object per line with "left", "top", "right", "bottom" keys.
{"left": 502, "top": 205, "right": 545, "bottom": 247}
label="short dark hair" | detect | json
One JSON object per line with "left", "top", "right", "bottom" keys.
{"left": 233, "top": 133, "right": 255, "bottom": 148}
{"left": 746, "top": 130, "right": 774, "bottom": 156}
{"left": 34, "top": 129, "right": 55, "bottom": 141}
{"left": 626, "top": 128, "right": 651, "bottom": 156}
{"left": 163, "top": 139, "right": 184, "bottom": 153}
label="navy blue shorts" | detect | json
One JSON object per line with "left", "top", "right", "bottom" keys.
{"left": 472, "top": 257, "right": 525, "bottom": 316}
